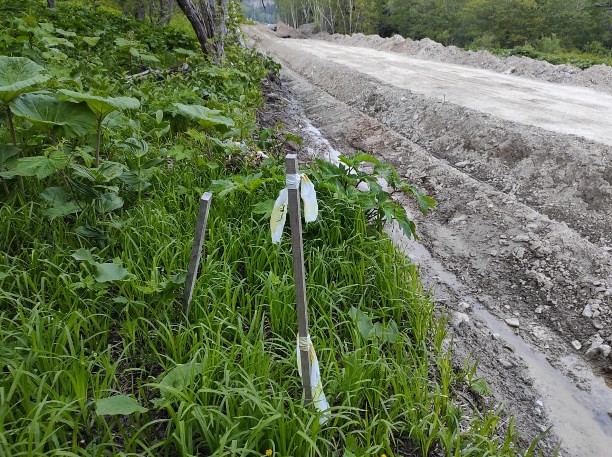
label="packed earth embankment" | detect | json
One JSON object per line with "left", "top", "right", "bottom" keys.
{"left": 248, "top": 24, "right": 612, "bottom": 457}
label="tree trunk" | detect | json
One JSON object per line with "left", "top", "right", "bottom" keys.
{"left": 47, "top": 0, "right": 56, "bottom": 8}
{"left": 175, "top": 0, "right": 219, "bottom": 56}
{"left": 215, "top": 0, "right": 228, "bottom": 58}
{"left": 158, "top": 0, "right": 175, "bottom": 25}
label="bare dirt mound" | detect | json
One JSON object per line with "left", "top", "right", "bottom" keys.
{"left": 275, "top": 21, "right": 305, "bottom": 39}
{"left": 312, "top": 32, "right": 612, "bottom": 94}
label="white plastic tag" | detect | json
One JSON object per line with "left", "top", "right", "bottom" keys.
{"left": 300, "top": 174, "right": 318, "bottom": 223}
{"left": 270, "top": 173, "right": 318, "bottom": 244}
{"left": 297, "top": 335, "right": 330, "bottom": 424}
{"left": 270, "top": 188, "right": 288, "bottom": 244}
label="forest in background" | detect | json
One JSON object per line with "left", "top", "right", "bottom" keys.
{"left": 271, "top": 0, "right": 611, "bottom": 56}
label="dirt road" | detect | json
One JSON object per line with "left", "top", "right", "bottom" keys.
{"left": 277, "top": 38, "right": 612, "bottom": 146}
{"left": 248, "top": 26, "right": 612, "bottom": 457}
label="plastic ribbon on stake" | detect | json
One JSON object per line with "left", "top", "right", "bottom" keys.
{"left": 297, "top": 335, "right": 330, "bottom": 423}
{"left": 270, "top": 173, "right": 318, "bottom": 243}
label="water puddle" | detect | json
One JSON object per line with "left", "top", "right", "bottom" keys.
{"left": 389, "top": 226, "right": 612, "bottom": 457}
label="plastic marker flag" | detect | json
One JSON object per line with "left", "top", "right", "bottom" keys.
{"left": 297, "top": 335, "right": 331, "bottom": 423}
{"left": 270, "top": 173, "right": 318, "bottom": 243}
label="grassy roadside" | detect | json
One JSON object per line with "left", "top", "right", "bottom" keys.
{"left": 1, "top": 2, "right": 541, "bottom": 456}
{"left": 489, "top": 46, "right": 612, "bottom": 70}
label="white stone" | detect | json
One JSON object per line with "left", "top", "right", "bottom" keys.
{"left": 505, "top": 317, "right": 520, "bottom": 328}
{"left": 451, "top": 311, "right": 470, "bottom": 329}
{"left": 458, "top": 301, "right": 471, "bottom": 311}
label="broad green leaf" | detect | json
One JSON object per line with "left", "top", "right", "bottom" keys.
{"left": 470, "top": 378, "right": 493, "bottom": 396}
{"left": 139, "top": 52, "right": 160, "bottom": 63}
{"left": 114, "top": 37, "right": 140, "bottom": 48}
{"left": 40, "top": 186, "right": 70, "bottom": 205}
{"left": 174, "top": 103, "right": 235, "bottom": 129}
{"left": 352, "top": 152, "right": 381, "bottom": 166}
{"left": 42, "top": 200, "right": 83, "bottom": 218}
{"left": 351, "top": 307, "right": 374, "bottom": 340}
{"left": 252, "top": 199, "right": 275, "bottom": 218}
{"left": 94, "top": 263, "right": 131, "bottom": 283}
{"left": 174, "top": 47, "right": 196, "bottom": 57}
{"left": 166, "top": 145, "right": 194, "bottom": 161}
{"left": 71, "top": 248, "right": 96, "bottom": 264}
{"left": 75, "top": 224, "right": 107, "bottom": 241}
{"left": 98, "top": 162, "right": 127, "bottom": 181}
{"left": 59, "top": 89, "right": 140, "bottom": 118}
{"left": 118, "top": 171, "right": 146, "bottom": 187}
{"left": 158, "top": 361, "right": 202, "bottom": 398}
{"left": 385, "top": 320, "right": 400, "bottom": 343}
{"left": 210, "top": 173, "right": 269, "bottom": 198}
{"left": 1, "top": 150, "right": 69, "bottom": 179}
{"left": 141, "top": 158, "right": 164, "bottom": 169}
{"left": 0, "top": 144, "right": 19, "bottom": 165}
{"left": 82, "top": 36, "right": 101, "bottom": 46}
{"left": 119, "top": 137, "right": 149, "bottom": 157}
{"left": 11, "top": 93, "right": 96, "bottom": 137}
{"left": 0, "top": 56, "right": 50, "bottom": 103}
{"left": 373, "top": 322, "right": 384, "bottom": 339}
{"left": 55, "top": 28, "right": 76, "bottom": 38}
{"left": 42, "top": 35, "right": 74, "bottom": 48}
{"left": 401, "top": 183, "right": 437, "bottom": 214}
{"left": 95, "top": 193, "right": 123, "bottom": 213}
{"left": 95, "top": 395, "right": 148, "bottom": 416}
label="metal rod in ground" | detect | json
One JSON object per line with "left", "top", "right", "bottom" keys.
{"left": 182, "top": 192, "right": 212, "bottom": 319}
{"left": 285, "top": 154, "right": 313, "bottom": 403}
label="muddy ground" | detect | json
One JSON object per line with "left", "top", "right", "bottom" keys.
{"left": 248, "top": 26, "right": 612, "bottom": 457}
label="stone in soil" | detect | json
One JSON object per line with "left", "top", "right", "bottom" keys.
{"left": 505, "top": 317, "right": 520, "bottom": 328}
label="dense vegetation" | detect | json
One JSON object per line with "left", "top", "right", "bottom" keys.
{"left": 272, "top": 0, "right": 611, "bottom": 66}
{"left": 1, "top": 1, "right": 547, "bottom": 456}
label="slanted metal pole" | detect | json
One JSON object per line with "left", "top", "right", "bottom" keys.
{"left": 182, "top": 192, "right": 212, "bottom": 320}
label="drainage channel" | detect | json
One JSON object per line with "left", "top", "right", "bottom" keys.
{"left": 390, "top": 227, "right": 612, "bottom": 457}
{"left": 296, "top": 102, "right": 612, "bottom": 456}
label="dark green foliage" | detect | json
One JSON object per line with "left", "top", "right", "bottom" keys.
{"left": 274, "top": 0, "right": 611, "bottom": 67}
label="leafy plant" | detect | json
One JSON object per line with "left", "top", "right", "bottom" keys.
{"left": 59, "top": 89, "right": 140, "bottom": 166}
{"left": 72, "top": 248, "right": 133, "bottom": 283}
{"left": 174, "top": 102, "right": 235, "bottom": 131}
{"left": 349, "top": 306, "right": 400, "bottom": 343}
{"left": 96, "top": 395, "right": 148, "bottom": 416}
{"left": 310, "top": 153, "right": 436, "bottom": 239}
{"left": 0, "top": 56, "right": 50, "bottom": 191}
{"left": 11, "top": 92, "right": 96, "bottom": 138}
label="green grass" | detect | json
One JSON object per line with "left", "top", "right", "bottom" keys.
{"left": 0, "top": 2, "right": 543, "bottom": 456}
{"left": 0, "top": 168, "right": 524, "bottom": 456}
{"left": 489, "top": 45, "right": 612, "bottom": 69}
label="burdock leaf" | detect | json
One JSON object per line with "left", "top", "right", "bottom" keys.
{"left": 95, "top": 395, "right": 148, "bottom": 416}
